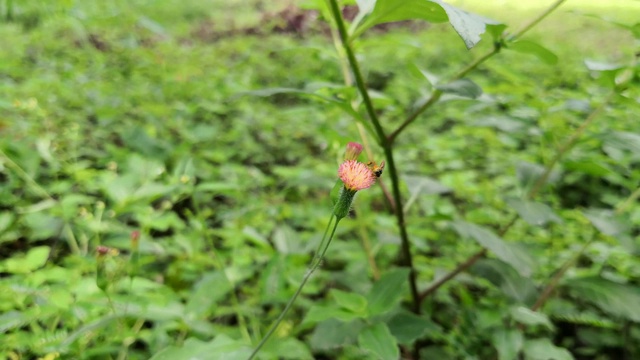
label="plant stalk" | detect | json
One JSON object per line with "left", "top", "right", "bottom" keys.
{"left": 327, "top": 0, "right": 421, "bottom": 312}
{"left": 248, "top": 216, "right": 340, "bottom": 359}
{"left": 388, "top": 0, "right": 568, "bottom": 143}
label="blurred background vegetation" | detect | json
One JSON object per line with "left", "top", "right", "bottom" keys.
{"left": 0, "top": 0, "right": 639, "bottom": 359}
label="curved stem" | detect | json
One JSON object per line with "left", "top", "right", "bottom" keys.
{"left": 248, "top": 216, "right": 340, "bottom": 360}
{"left": 383, "top": 145, "right": 421, "bottom": 313}
{"left": 327, "top": 0, "right": 387, "bottom": 144}
{"left": 328, "top": 0, "right": 420, "bottom": 313}
{"left": 388, "top": 0, "right": 568, "bottom": 143}
{"left": 417, "top": 87, "right": 615, "bottom": 301}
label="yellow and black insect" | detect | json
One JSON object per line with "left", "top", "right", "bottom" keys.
{"left": 367, "top": 161, "right": 385, "bottom": 178}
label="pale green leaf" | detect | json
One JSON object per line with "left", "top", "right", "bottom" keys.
{"left": 453, "top": 221, "right": 536, "bottom": 276}
{"left": 506, "top": 198, "right": 562, "bottom": 226}
{"left": 331, "top": 289, "right": 368, "bottom": 314}
{"left": 185, "top": 271, "right": 233, "bottom": 317}
{"left": 492, "top": 329, "right": 523, "bottom": 360}
{"left": 510, "top": 306, "right": 553, "bottom": 329}
{"left": 564, "top": 277, "right": 640, "bottom": 322}
{"left": 436, "top": 78, "right": 483, "bottom": 99}
{"left": 367, "top": 268, "right": 410, "bottom": 316}
{"left": 358, "top": 322, "right": 399, "bottom": 360}
{"left": 583, "top": 208, "right": 630, "bottom": 236}
{"left": 358, "top": 0, "right": 499, "bottom": 49}
{"left": 310, "top": 319, "right": 364, "bottom": 350}
{"left": 150, "top": 336, "right": 251, "bottom": 360}
{"left": 387, "top": 310, "right": 441, "bottom": 344}
{"left": 471, "top": 259, "right": 537, "bottom": 304}
{"left": 523, "top": 338, "right": 574, "bottom": 360}
{"left": 508, "top": 40, "right": 558, "bottom": 65}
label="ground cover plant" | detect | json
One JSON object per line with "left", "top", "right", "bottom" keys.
{"left": 0, "top": 0, "right": 639, "bottom": 359}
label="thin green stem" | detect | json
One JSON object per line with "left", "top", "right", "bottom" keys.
{"left": 327, "top": 0, "right": 386, "bottom": 144}
{"left": 0, "top": 148, "right": 54, "bottom": 201}
{"left": 248, "top": 216, "right": 341, "bottom": 360}
{"left": 508, "top": 0, "right": 567, "bottom": 41}
{"left": 388, "top": 0, "right": 568, "bottom": 143}
{"left": 528, "top": 90, "right": 616, "bottom": 199}
{"left": 530, "top": 237, "right": 593, "bottom": 311}
{"left": 192, "top": 197, "right": 251, "bottom": 343}
{"left": 383, "top": 145, "right": 421, "bottom": 313}
{"left": 355, "top": 203, "right": 381, "bottom": 280}
{"left": 530, "top": 183, "right": 640, "bottom": 311}
{"left": 328, "top": 0, "right": 421, "bottom": 313}
{"left": 417, "top": 88, "right": 613, "bottom": 300}
{"left": 617, "top": 186, "right": 640, "bottom": 214}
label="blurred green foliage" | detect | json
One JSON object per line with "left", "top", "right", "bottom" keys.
{"left": 0, "top": 0, "right": 639, "bottom": 359}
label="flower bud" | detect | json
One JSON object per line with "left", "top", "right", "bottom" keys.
{"left": 343, "top": 142, "right": 363, "bottom": 161}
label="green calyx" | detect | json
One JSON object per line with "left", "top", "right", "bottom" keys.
{"left": 333, "top": 186, "right": 356, "bottom": 220}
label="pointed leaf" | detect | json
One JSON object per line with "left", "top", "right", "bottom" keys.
{"left": 150, "top": 336, "right": 251, "bottom": 360}
{"left": 436, "top": 78, "right": 483, "bottom": 99}
{"left": 310, "top": 319, "right": 363, "bottom": 350}
{"left": 185, "top": 271, "right": 233, "bottom": 317}
{"left": 387, "top": 310, "right": 441, "bottom": 344}
{"left": 331, "top": 289, "right": 368, "bottom": 314}
{"left": 564, "top": 277, "right": 640, "bottom": 322}
{"left": 492, "top": 329, "right": 523, "bottom": 360}
{"left": 516, "top": 161, "right": 560, "bottom": 192}
{"left": 358, "top": 323, "right": 399, "bottom": 360}
{"left": 367, "top": 268, "right": 410, "bottom": 316}
{"left": 471, "top": 259, "right": 537, "bottom": 304}
{"left": 510, "top": 307, "right": 553, "bottom": 329}
{"left": 523, "top": 338, "right": 574, "bottom": 360}
{"left": 583, "top": 208, "right": 630, "bottom": 236}
{"left": 506, "top": 198, "right": 562, "bottom": 226}
{"left": 358, "top": 0, "right": 499, "bottom": 49}
{"left": 453, "top": 221, "right": 536, "bottom": 276}
{"left": 508, "top": 40, "right": 558, "bottom": 65}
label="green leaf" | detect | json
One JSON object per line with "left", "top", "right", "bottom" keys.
{"left": 602, "top": 131, "right": 640, "bottom": 160}
{"left": 523, "top": 338, "right": 574, "bottom": 360}
{"left": 358, "top": 322, "right": 399, "bottom": 360}
{"left": 486, "top": 23, "right": 507, "bottom": 40}
{"left": 358, "top": 0, "right": 499, "bottom": 49}
{"left": 150, "top": 336, "right": 251, "bottom": 360}
{"left": 367, "top": 268, "right": 410, "bottom": 316}
{"left": 491, "top": 329, "right": 523, "bottom": 360}
{"left": 508, "top": 40, "right": 558, "bottom": 65}
{"left": 516, "top": 161, "right": 560, "bottom": 193}
{"left": 474, "top": 115, "right": 525, "bottom": 133}
{"left": 305, "top": 304, "right": 364, "bottom": 323}
{"left": 564, "top": 277, "right": 640, "bottom": 322}
{"left": 510, "top": 306, "right": 553, "bottom": 329}
{"left": 263, "top": 337, "right": 313, "bottom": 360}
{"left": 563, "top": 160, "right": 613, "bottom": 177}
{"left": 387, "top": 310, "right": 441, "bottom": 344}
{"left": 0, "top": 246, "right": 50, "bottom": 274}
{"left": 331, "top": 289, "right": 368, "bottom": 314}
{"left": 185, "top": 271, "right": 234, "bottom": 317}
{"left": 583, "top": 208, "right": 630, "bottom": 236}
{"left": 452, "top": 221, "right": 536, "bottom": 276}
{"left": 0, "top": 211, "right": 15, "bottom": 233}
{"left": 506, "top": 198, "right": 562, "bottom": 226}
{"left": 310, "top": 319, "right": 364, "bottom": 350}
{"left": 471, "top": 259, "right": 537, "bottom": 304}
{"left": 436, "top": 78, "right": 483, "bottom": 99}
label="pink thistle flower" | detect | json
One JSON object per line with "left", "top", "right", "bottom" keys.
{"left": 343, "top": 142, "right": 363, "bottom": 161}
{"left": 338, "top": 160, "right": 376, "bottom": 191}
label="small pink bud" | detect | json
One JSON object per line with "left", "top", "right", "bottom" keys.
{"left": 131, "top": 230, "right": 140, "bottom": 247}
{"left": 344, "top": 142, "right": 363, "bottom": 161}
{"left": 338, "top": 160, "right": 376, "bottom": 191}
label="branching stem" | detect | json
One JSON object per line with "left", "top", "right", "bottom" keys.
{"left": 327, "top": 0, "right": 420, "bottom": 312}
